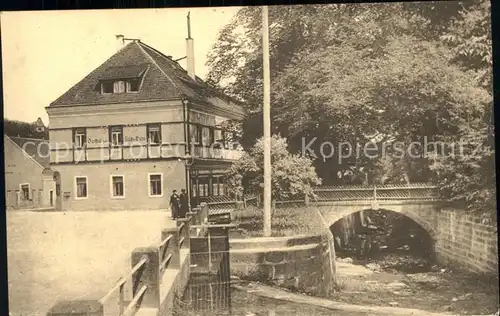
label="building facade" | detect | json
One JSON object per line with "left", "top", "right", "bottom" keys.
{"left": 46, "top": 38, "right": 245, "bottom": 211}
{"left": 4, "top": 135, "right": 56, "bottom": 209}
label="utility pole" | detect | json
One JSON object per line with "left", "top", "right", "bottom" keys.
{"left": 262, "top": 6, "right": 272, "bottom": 237}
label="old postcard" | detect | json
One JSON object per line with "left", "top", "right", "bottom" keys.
{"left": 2, "top": 3, "right": 498, "bottom": 316}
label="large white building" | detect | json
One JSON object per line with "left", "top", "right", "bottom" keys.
{"left": 46, "top": 34, "right": 245, "bottom": 211}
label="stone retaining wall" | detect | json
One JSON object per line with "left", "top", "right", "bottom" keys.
{"left": 230, "top": 235, "right": 323, "bottom": 249}
{"left": 229, "top": 235, "right": 334, "bottom": 296}
{"left": 436, "top": 208, "right": 498, "bottom": 274}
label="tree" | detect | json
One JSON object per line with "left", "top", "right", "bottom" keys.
{"left": 265, "top": 3, "right": 490, "bottom": 186}
{"left": 226, "top": 135, "right": 321, "bottom": 200}
{"left": 430, "top": 0, "right": 495, "bottom": 221}
{"left": 440, "top": 0, "right": 492, "bottom": 88}
{"left": 207, "top": 3, "right": 486, "bottom": 184}
{"left": 207, "top": 2, "right": 470, "bottom": 108}
{"left": 209, "top": 2, "right": 494, "bottom": 217}
{"left": 287, "top": 32, "right": 490, "bottom": 181}
{"left": 3, "top": 119, "right": 48, "bottom": 139}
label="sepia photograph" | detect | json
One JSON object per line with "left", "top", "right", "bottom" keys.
{"left": 1, "top": 1, "right": 498, "bottom": 316}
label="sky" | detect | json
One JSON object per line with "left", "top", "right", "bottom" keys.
{"left": 1, "top": 7, "right": 242, "bottom": 125}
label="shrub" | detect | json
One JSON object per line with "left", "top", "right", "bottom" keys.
{"left": 226, "top": 135, "right": 322, "bottom": 201}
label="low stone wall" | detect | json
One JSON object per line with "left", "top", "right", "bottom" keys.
{"left": 229, "top": 235, "right": 334, "bottom": 296}
{"left": 159, "top": 249, "right": 191, "bottom": 316}
{"left": 45, "top": 204, "right": 210, "bottom": 316}
{"left": 435, "top": 208, "right": 498, "bottom": 274}
{"left": 230, "top": 235, "right": 323, "bottom": 249}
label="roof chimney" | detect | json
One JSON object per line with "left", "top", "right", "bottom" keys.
{"left": 116, "top": 34, "right": 125, "bottom": 51}
{"left": 186, "top": 12, "right": 195, "bottom": 80}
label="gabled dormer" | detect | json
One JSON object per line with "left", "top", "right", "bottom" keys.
{"left": 48, "top": 39, "right": 245, "bottom": 120}
{"left": 98, "top": 64, "right": 149, "bottom": 94}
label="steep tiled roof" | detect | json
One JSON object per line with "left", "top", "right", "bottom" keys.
{"left": 49, "top": 41, "right": 245, "bottom": 117}
{"left": 100, "top": 64, "right": 149, "bottom": 80}
{"left": 6, "top": 136, "right": 50, "bottom": 168}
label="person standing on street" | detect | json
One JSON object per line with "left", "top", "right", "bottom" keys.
{"left": 179, "top": 189, "right": 189, "bottom": 219}
{"left": 169, "top": 190, "right": 180, "bottom": 219}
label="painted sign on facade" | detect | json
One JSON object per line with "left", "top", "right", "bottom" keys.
{"left": 123, "top": 126, "right": 147, "bottom": 145}
{"left": 86, "top": 127, "right": 108, "bottom": 148}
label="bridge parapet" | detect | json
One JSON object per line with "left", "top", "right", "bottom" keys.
{"left": 203, "top": 184, "right": 439, "bottom": 213}
{"left": 313, "top": 183, "right": 438, "bottom": 203}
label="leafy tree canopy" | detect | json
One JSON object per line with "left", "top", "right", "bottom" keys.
{"left": 226, "top": 135, "right": 321, "bottom": 200}
{"left": 3, "top": 118, "right": 48, "bottom": 139}
{"left": 209, "top": 1, "right": 494, "bottom": 217}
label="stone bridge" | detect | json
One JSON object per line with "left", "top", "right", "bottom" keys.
{"left": 207, "top": 184, "right": 498, "bottom": 273}
{"left": 311, "top": 183, "right": 440, "bottom": 240}
{"left": 310, "top": 184, "right": 498, "bottom": 274}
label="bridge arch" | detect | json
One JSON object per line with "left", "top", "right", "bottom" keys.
{"left": 321, "top": 204, "right": 438, "bottom": 241}
{"left": 327, "top": 206, "right": 438, "bottom": 261}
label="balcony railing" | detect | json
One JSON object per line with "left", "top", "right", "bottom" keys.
{"left": 50, "top": 142, "right": 243, "bottom": 164}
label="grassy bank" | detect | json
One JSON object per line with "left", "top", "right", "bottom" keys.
{"left": 232, "top": 205, "right": 326, "bottom": 237}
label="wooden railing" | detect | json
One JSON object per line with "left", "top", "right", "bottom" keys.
{"left": 202, "top": 196, "right": 235, "bottom": 204}
{"left": 47, "top": 203, "right": 210, "bottom": 316}
{"left": 99, "top": 256, "right": 148, "bottom": 316}
{"left": 158, "top": 235, "right": 174, "bottom": 274}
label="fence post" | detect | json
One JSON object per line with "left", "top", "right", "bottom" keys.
{"left": 305, "top": 194, "right": 310, "bottom": 206}
{"left": 190, "top": 213, "right": 198, "bottom": 226}
{"left": 15, "top": 190, "right": 21, "bottom": 208}
{"left": 39, "top": 189, "right": 44, "bottom": 207}
{"left": 187, "top": 207, "right": 199, "bottom": 225}
{"left": 32, "top": 189, "right": 37, "bottom": 207}
{"left": 162, "top": 227, "right": 181, "bottom": 269}
{"left": 177, "top": 218, "right": 190, "bottom": 250}
{"left": 188, "top": 207, "right": 201, "bottom": 236}
{"left": 131, "top": 247, "right": 160, "bottom": 308}
{"left": 200, "top": 202, "right": 209, "bottom": 224}
{"left": 6, "top": 190, "right": 11, "bottom": 208}
{"left": 47, "top": 300, "right": 103, "bottom": 316}
{"left": 235, "top": 201, "right": 244, "bottom": 211}
{"left": 198, "top": 203, "right": 209, "bottom": 236}
{"left": 371, "top": 185, "right": 379, "bottom": 210}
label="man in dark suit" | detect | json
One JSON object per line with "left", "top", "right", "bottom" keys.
{"left": 169, "top": 190, "right": 180, "bottom": 219}
{"left": 179, "top": 189, "right": 189, "bottom": 218}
